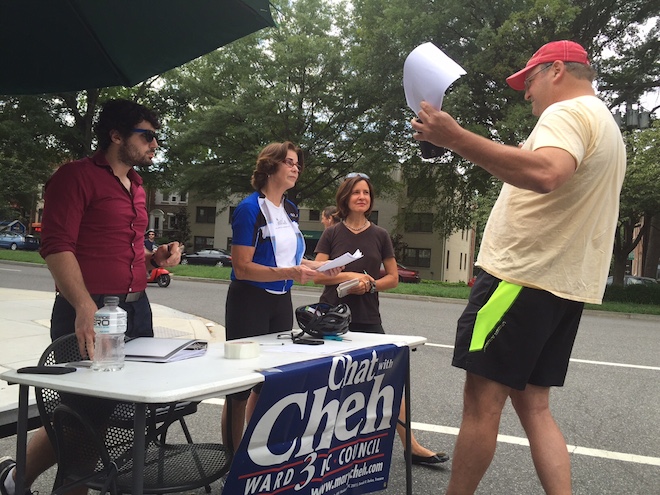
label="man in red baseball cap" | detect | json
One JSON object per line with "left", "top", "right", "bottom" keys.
{"left": 506, "top": 40, "right": 590, "bottom": 91}
{"left": 411, "top": 41, "right": 626, "bottom": 494}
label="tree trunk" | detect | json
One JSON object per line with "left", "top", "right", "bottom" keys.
{"left": 643, "top": 214, "right": 660, "bottom": 280}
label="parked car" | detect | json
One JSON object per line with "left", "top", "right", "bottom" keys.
{"left": 0, "top": 231, "right": 40, "bottom": 251}
{"left": 180, "top": 249, "right": 232, "bottom": 267}
{"left": 379, "top": 262, "right": 421, "bottom": 283}
{"left": 606, "top": 275, "right": 658, "bottom": 286}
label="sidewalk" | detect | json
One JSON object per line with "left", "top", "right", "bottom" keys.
{"left": 0, "top": 288, "right": 225, "bottom": 433}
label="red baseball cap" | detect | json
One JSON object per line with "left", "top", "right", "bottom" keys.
{"left": 506, "top": 40, "right": 590, "bottom": 91}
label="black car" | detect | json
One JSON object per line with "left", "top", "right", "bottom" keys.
{"left": 180, "top": 249, "right": 232, "bottom": 267}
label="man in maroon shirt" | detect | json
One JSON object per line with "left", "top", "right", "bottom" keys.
{"left": 0, "top": 99, "right": 181, "bottom": 495}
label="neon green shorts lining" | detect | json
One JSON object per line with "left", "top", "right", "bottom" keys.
{"left": 469, "top": 280, "right": 523, "bottom": 352}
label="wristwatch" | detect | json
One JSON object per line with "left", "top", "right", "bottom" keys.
{"left": 369, "top": 281, "right": 377, "bottom": 294}
{"left": 150, "top": 258, "right": 160, "bottom": 269}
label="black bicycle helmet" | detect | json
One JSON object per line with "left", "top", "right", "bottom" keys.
{"left": 295, "top": 303, "right": 351, "bottom": 338}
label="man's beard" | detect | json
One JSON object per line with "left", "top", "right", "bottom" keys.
{"left": 118, "top": 141, "right": 153, "bottom": 168}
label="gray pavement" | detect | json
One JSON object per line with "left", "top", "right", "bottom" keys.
{"left": 1, "top": 274, "right": 659, "bottom": 494}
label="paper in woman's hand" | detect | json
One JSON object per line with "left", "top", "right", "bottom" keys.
{"left": 316, "top": 249, "right": 363, "bottom": 272}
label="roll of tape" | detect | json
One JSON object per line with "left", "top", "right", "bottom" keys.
{"left": 224, "top": 341, "right": 260, "bottom": 359}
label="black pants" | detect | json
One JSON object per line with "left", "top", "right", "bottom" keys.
{"left": 50, "top": 293, "right": 154, "bottom": 426}
{"left": 50, "top": 292, "right": 154, "bottom": 341}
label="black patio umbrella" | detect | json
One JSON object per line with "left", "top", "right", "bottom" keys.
{"left": 0, "top": 0, "right": 275, "bottom": 95}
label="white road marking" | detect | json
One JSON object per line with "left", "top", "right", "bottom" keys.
{"left": 413, "top": 423, "right": 660, "bottom": 466}
{"left": 0, "top": 267, "right": 21, "bottom": 272}
{"left": 425, "top": 343, "right": 660, "bottom": 371}
{"left": 569, "top": 358, "right": 660, "bottom": 371}
{"left": 202, "top": 344, "right": 659, "bottom": 468}
{"left": 201, "top": 401, "right": 659, "bottom": 466}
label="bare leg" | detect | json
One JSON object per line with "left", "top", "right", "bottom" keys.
{"left": 245, "top": 391, "right": 259, "bottom": 428}
{"left": 15, "top": 427, "right": 56, "bottom": 487}
{"left": 510, "top": 385, "right": 571, "bottom": 495}
{"left": 396, "top": 399, "right": 436, "bottom": 457}
{"left": 222, "top": 397, "right": 247, "bottom": 453}
{"left": 446, "top": 373, "right": 510, "bottom": 495}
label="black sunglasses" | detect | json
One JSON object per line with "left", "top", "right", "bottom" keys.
{"left": 345, "top": 172, "right": 370, "bottom": 180}
{"left": 132, "top": 128, "right": 160, "bottom": 143}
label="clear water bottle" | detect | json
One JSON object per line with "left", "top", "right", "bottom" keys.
{"left": 91, "top": 296, "right": 127, "bottom": 371}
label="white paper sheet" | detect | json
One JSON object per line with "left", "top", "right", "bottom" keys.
{"left": 403, "top": 42, "right": 466, "bottom": 115}
{"left": 316, "top": 249, "right": 363, "bottom": 272}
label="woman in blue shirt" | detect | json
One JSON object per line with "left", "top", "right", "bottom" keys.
{"left": 222, "top": 141, "right": 339, "bottom": 450}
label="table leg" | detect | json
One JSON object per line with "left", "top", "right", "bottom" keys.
{"left": 404, "top": 350, "right": 413, "bottom": 495}
{"left": 132, "top": 403, "right": 147, "bottom": 494}
{"left": 226, "top": 395, "right": 234, "bottom": 452}
{"left": 14, "top": 385, "right": 28, "bottom": 495}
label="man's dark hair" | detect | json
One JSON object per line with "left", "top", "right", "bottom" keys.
{"left": 94, "top": 99, "right": 161, "bottom": 151}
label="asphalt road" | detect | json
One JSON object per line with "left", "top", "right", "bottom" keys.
{"left": 1, "top": 262, "right": 659, "bottom": 494}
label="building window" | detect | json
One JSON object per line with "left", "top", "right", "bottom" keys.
{"left": 446, "top": 250, "right": 450, "bottom": 269}
{"left": 309, "top": 210, "right": 320, "bottom": 221}
{"left": 229, "top": 206, "right": 237, "bottom": 224}
{"left": 370, "top": 210, "right": 379, "bottom": 225}
{"left": 404, "top": 212, "right": 433, "bottom": 232}
{"left": 403, "top": 248, "right": 431, "bottom": 268}
{"left": 194, "top": 236, "right": 214, "bottom": 251}
{"left": 196, "top": 207, "right": 216, "bottom": 223}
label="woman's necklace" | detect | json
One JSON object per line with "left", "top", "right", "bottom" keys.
{"left": 343, "top": 219, "right": 369, "bottom": 232}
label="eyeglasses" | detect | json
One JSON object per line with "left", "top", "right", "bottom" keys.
{"left": 132, "top": 128, "right": 160, "bottom": 143}
{"left": 345, "top": 172, "right": 370, "bottom": 180}
{"left": 524, "top": 64, "right": 552, "bottom": 91}
{"left": 283, "top": 157, "right": 301, "bottom": 170}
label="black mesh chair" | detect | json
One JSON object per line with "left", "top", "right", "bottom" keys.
{"left": 51, "top": 403, "right": 119, "bottom": 495}
{"left": 37, "top": 334, "right": 233, "bottom": 494}
{"left": 37, "top": 333, "right": 198, "bottom": 448}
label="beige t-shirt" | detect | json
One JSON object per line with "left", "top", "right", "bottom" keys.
{"left": 477, "top": 95, "right": 626, "bottom": 304}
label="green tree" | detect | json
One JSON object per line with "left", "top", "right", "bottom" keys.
{"left": 164, "top": 0, "right": 402, "bottom": 210}
{"left": 172, "top": 206, "right": 192, "bottom": 247}
{"left": 611, "top": 122, "right": 660, "bottom": 285}
{"left": 0, "top": 85, "right": 185, "bottom": 220}
{"left": 0, "top": 97, "right": 68, "bottom": 223}
{"left": 349, "top": 0, "right": 659, "bottom": 238}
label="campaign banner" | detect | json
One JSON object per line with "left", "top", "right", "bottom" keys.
{"left": 222, "top": 344, "right": 408, "bottom": 495}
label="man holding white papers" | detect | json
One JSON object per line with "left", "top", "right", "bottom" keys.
{"left": 411, "top": 41, "right": 625, "bottom": 494}
{"left": 314, "top": 173, "right": 449, "bottom": 466}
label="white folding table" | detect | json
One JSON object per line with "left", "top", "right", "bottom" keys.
{"left": 1, "top": 331, "right": 426, "bottom": 494}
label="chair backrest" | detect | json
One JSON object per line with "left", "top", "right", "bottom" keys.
{"left": 51, "top": 403, "right": 118, "bottom": 495}
{"left": 36, "top": 334, "right": 84, "bottom": 443}
{"left": 35, "top": 335, "right": 232, "bottom": 493}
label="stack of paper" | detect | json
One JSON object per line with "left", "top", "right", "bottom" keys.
{"left": 316, "top": 250, "right": 363, "bottom": 272}
{"left": 124, "top": 338, "right": 207, "bottom": 363}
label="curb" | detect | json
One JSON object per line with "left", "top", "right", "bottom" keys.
{"left": 3, "top": 261, "right": 659, "bottom": 322}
